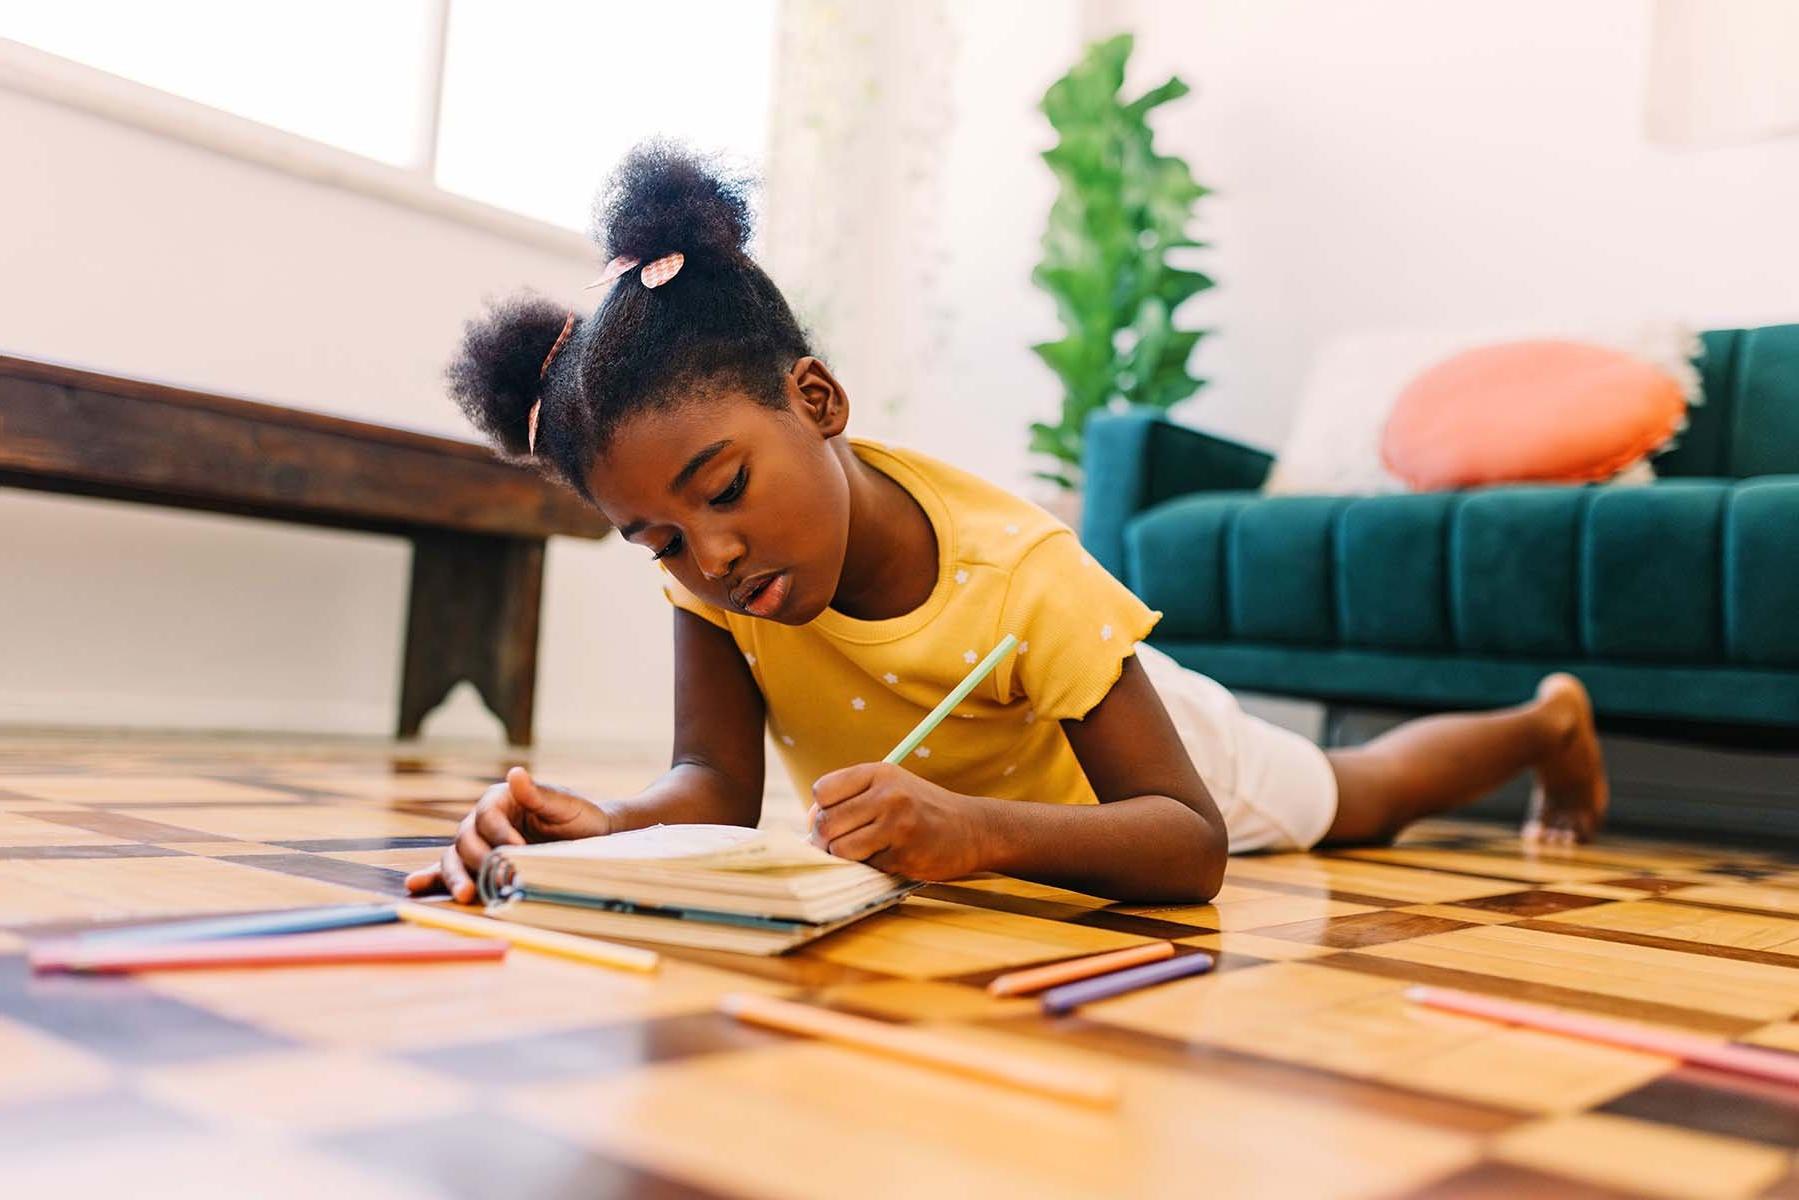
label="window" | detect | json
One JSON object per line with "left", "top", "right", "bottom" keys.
{"left": 435, "top": 1, "right": 778, "bottom": 231}
{"left": 0, "top": 0, "right": 443, "bottom": 167}
{"left": 0, "top": 0, "right": 778, "bottom": 235}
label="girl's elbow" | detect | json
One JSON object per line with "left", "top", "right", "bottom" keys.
{"left": 1179, "top": 812, "right": 1228, "bottom": 904}
{"left": 1124, "top": 810, "right": 1226, "bottom": 905}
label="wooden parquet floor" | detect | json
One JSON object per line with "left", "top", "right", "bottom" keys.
{"left": 3, "top": 732, "right": 1798, "bottom": 1199}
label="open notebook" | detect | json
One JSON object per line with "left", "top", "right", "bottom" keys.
{"left": 477, "top": 824, "right": 914, "bottom": 955}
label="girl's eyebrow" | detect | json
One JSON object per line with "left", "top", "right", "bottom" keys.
{"left": 615, "top": 439, "right": 736, "bottom": 539}
{"left": 669, "top": 440, "right": 733, "bottom": 493}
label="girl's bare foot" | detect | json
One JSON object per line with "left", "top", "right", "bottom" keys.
{"left": 1522, "top": 673, "right": 1608, "bottom": 845}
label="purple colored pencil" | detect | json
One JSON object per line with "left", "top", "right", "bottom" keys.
{"left": 1039, "top": 950, "right": 1216, "bottom": 1014}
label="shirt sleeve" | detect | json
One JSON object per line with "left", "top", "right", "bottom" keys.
{"left": 661, "top": 570, "right": 731, "bottom": 631}
{"left": 996, "top": 530, "right": 1162, "bottom": 722}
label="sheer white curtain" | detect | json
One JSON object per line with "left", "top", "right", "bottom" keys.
{"left": 1647, "top": 0, "right": 1799, "bottom": 146}
{"left": 761, "top": 0, "right": 958, "bottom": 441}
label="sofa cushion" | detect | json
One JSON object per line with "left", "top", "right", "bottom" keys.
{"left": 1727, "top": 477, "right": 1799, "bottom": 667}
{"left": 1125, "top": 478, "right": 1799, "bottom": 667}
{"left": 1451, "top": 487, "right": 1586, "bottom": 656}
{"left": 1337, "top": 493, "right": 1455, "bottom": 650}
{"left": 1656, "top": 324, "right": 1799, "bottom": 479}
{"left": 1229, "top": 498, "right": 1347, "bottom": 643}
{"left": 1583, "top": 481, "right": 1725, "bottom": 661}
{"left": 1123, "top": 491, "right": 1257, "bottom": 639}
{"left": 1382, "top": 340, "right": 1687, "bottom": 489}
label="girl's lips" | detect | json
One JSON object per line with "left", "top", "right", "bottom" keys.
{"left": 738, "top": 570, "right": 791, "bottom": 618}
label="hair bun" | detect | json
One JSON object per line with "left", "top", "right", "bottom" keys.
{"left": 592, "top": 139, "right": 753, "bottom": 268}
{"left": 445, "top": 292, "right": 574, "bottom": 457}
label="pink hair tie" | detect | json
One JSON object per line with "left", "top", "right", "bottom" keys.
{"left": 640, "top": 252, "right": 684, "bottom": 287}
{"left": 527, "top": 311, "right": 577, "bottom": 454}
{"left": 582, "top": 252, "right": 685, "bottom": 291}
{"left": 530, "top": 250, "right": 685, "bottom": 454}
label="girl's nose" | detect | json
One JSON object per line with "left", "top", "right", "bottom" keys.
{"left": 694, "top": 531, "right": 744, "bottom": 582}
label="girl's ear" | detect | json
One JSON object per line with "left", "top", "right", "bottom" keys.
{"left": 787, "top": 357, "right": 849, "bottom": 437}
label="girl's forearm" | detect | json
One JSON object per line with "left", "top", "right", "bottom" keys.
{"left": 599, "top": 760, "right": 761, "bottom": 834}
{"left": 975, "top": 793, "right": 1226, "bottom": 905}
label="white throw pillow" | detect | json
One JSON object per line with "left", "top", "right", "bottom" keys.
{"left": 1263, "top": 321, "right": 1700, "bottom": 496}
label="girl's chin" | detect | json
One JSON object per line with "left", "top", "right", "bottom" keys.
{"left": 775, "top": 579, "right": 833, "bottom": 625}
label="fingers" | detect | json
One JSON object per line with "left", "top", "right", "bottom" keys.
{"left": 475, "top": 803, "right": 525, "bottom": 849}
{"left": 404, "top": 862, "right": 443, "bottom": 895}
{"left": 438, "top": 841, "right": 477, "bottom": 904}
{"left": 825, "top": 819, "right": 890, "bottom": 864}
{"left": 507, "top": 766, "right": 546, "bottom": 812}
{"left": 812, "top": 792, "right": 883, "bottom": 847}
{"left": 446, "top": 813, "right": 493, "bottom": 904}
{"left": 812, "top": 761, "right": 886, "bottom": 809}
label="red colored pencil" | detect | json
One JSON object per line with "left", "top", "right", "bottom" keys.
{"left": 32, "top": 927, "right": 506, "bottom": 974}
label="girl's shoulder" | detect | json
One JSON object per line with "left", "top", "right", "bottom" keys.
{"left": 851, "top": 439, "right": 1068, "bottom": 570}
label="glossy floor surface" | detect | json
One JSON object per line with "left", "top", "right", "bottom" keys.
{"left": 2, "top": 732, "right": 1798, "bottom": 1198}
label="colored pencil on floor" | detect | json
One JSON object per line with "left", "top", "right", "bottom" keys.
{"left": 1406, "top": 985, "right": 1799, "bottom": 1088}
{"left": 719, "top": 991, "right": 1120, "bottom": 1107}
{"left": 987, "top": 942, "right": 1176, "bottom": 997}
{"left": 72, "top": 903, "right": 398, "bottom": 945}
{"left": 31, "top": 927, "right": 505, "bottom": 974}
{"left": 1039, "top": 950, "right": 1216, "bottom": 1015}
{"left": 397, "top": 901, "right": 660, "bottom": 973}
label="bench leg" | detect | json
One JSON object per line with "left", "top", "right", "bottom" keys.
{"left": 397, "top": 532, "right": 546, "bottom": 746}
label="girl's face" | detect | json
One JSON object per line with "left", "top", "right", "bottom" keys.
{"left": 586, "top": 359, "right": 852, "bottom": 625}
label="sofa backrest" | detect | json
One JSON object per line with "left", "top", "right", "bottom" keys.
{"left": 1657, "top": 324, "right": 1799, "bottom": 480}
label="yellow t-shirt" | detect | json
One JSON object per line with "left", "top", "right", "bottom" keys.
{"left": 663, "top": 439, "right": 1161, "bottom": 807}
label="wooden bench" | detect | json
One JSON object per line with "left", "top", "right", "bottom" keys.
{"left": 0, "top": 352, "right": 611, "bottom": 745}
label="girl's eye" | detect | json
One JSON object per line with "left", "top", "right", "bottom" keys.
{"left": 652, "top": 533, "right": 684, "bottom": 561}
{"left": 711, "top": 466, "right": 747, "bottom": 506}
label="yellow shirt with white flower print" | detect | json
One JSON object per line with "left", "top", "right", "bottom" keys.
{"left": 663, "top": 439, "right": 1162, "bottom": 808}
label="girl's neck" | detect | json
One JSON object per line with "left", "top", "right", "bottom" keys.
{"left": 829, "top": 441, "right": 937, "bottom": 621}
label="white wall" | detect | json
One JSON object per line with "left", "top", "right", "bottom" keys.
{"left": 1112, "top": 0, "right": 1799, "bottom": 450}
{"left": 0, "top": 81, "right": 670, "bottom": 744}
{"left": 0, "top": 2, "right": 1083, "bottom": 745}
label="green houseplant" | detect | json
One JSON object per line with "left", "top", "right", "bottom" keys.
{"left": 1031, "top": 33, "right": 1212, "bottom": 490}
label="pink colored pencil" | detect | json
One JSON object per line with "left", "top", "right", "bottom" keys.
{"left": 1406, "top": 986, "right": 1799, "bottom": 1087}
{"left": 987, "top": 942, "right": 1177, "bottom": 997}
{"left": 32, "top": 927, "right": 507, "bottom": 974}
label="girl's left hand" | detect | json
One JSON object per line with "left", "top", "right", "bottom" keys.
{"left": 808, "top": 762, "right": 995, "bottom": 879}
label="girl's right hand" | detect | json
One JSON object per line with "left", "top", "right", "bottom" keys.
{"left": 404, "top": 766, "right": 610, "bottom": 904}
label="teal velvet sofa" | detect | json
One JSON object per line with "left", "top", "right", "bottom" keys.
{"left": 1081, "top": 324, "right": 1799, "bottom": 740}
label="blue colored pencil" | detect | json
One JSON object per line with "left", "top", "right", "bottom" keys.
{"left": 1039, "top": 950, "right": 1215, "bottom": 1015}
{"left": 75, "top": 903, "right": 398, "bottom": 945}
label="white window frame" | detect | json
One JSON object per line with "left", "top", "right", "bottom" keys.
{"left": 0, "top": 5, "right": 591, "bottom": 260}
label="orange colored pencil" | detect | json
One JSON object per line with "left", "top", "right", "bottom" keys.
{"left": 986, "top": 942, "right": 1176, "bottom": 997}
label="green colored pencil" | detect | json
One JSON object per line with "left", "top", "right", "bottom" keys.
{"left": 883, "top": 634, "right": 1019, "bottom": 765}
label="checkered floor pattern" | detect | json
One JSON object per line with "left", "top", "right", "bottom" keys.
{"left": 3, "top": 732, "right": 1798, "bottom": 1198}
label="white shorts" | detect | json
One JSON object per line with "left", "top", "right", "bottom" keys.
{"left": 1137, "top": 643, "right": 1339, "bottom": 853}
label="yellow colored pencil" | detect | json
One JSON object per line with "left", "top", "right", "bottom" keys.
{"left": 718, "top": 991, "right": 1120, "bottom": 1107}
{"left": 396, "top": 902, "right": 659, "bottom": 974}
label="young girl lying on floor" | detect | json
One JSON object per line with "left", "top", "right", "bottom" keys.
{"left": 409, "top": 142, "right": 1606, "bottom": 907}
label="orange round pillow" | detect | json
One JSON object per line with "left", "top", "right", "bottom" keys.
{"left": 1380, "top": 340, "right": 1687, "bottom": 490}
